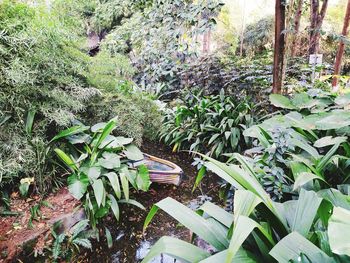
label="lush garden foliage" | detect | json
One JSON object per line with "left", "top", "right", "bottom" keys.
{"left": 1, "top": 0, "right": 350, "bottom": 262}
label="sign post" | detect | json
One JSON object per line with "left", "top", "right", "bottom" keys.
{"left": 309, "top": 54, "right": 323, "bottom": 83}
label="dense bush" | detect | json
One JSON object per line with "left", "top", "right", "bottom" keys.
{"left": 0, "top": 1, "right": 161, "bottom": 194}
{"left": 0, "top": 1, "right": 99, "bottom": 191}
{"left": 159, "top": 90, "right": 255, "bottom": 159}
{"left": 86, "top": 90, "right": 162, "bottom": 145}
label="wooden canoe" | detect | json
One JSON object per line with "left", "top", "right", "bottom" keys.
{"left": 129, "top": 154, "right": 183, "bottom": 186}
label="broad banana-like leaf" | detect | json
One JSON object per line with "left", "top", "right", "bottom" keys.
{"left": 143, "top": 197, "right": 227, "bottom": 250}
{"left": 124, "top": 144, "right": 143, "bottom": 161}
{"left": 200, "top": 248, "right": 258, "bottom": 263}
{"left": 291, "top": 138, "right": 320, "bottom": 159}
{"left": 51, "top": 125, "right": 89, "bottom": 142}
{"left": 105, "top": 172, "right": 121, "bottom": 199}
{"left": 269, "top": 94, "right": 295, "bottom": 110}
{"left": 275, "top": 190, "right": 322, "bottom": 237}
{"left": 108, "top": 194, "right": 119, "bottom": 221}
{"left": 290, "top": 189, "right": 322, "bottom": 237}
{"left": 198, "top": 154, "right": 286, "bottom": 227}
{"left": 93, "top": 120, "right": 116, "bottom": 151}
{"left": 141, "top": 236, "right": 210, "bottom": 263}
{"left": 293, "top": 172, "right": 326, "bottom": 191}
{"left": 318, "top": 188, "right": 350, "bottom": 210}
{"left": 269, "top": 232, "right": 333, "bottom": 262}
{"left": 233, "top": 189, "right": 262, "bottom": 223}
{"left": 328, "top": 206, "right": 350, "bottom": 256}
{"left": 225, "top": 216, "right": 275, "bottom": 263}
{"left": 54, "top": 148, "right": 78, "bottom": 171}
{"left": 120, "top": 172, "right": 129, "bottom": 201}
{"left": 199, "top": 202, "right": 233, "bottom": 228}
{"left": 314, "top": 136, "right": 347, "bottom": 148}
{"left": 92, "top": 179, "right": 105, "bottom": 207}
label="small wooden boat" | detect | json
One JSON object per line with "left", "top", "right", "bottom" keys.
{"left": 129, "top": 154, "right": 183, "bottom": 186}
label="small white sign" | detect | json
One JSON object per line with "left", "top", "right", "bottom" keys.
{"left": 309, "top": 54, "right": 323, "bottom": 65}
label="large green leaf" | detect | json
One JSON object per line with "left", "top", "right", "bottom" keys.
{"left": 120, "top": 172, "right": 129, "bottom": 201}
{"left": 269, "top": 232, "right": 333, "bottom": 262}
{"left": 136, "top": 164, "right": 151, "bottom": 191}
{"left": 290, "top": 189, "right": 322, "bottom": 237}
{"left": 67, "top": 173, "right": 89, "bottom": 200}
{"left": 51, "top": 125, "right": 89, "bottom": 142}
{"left": 92, "top": 179, "right": 105, "bottom": 207}
{"left": 143, "top": 197, "right": 227, "bottom": 250}
{"left": 293, "top": 172, "right": 325, "bottom": 190}
{"left": 105, "top": 172, "right": 121, "bottom": 199}
{"left": 328, "top": 206, "right": 350, "bottom": 256}
{"left": 93, "top": 120, "right": 117, "bottom": 151}
{"left": 318, "top": 188, "right": 350, "bottom": 210}
{"left": 98, "top": 152, "right": 120, "bottom": 169}
{"left": 141, "top": 236, "right": 211, "bottom": 263}
{"left": 233, "top": 190, "right": 262, "bottom": 222}
{"left": 225, "top": 216, "right": 274, "bottom": 263}
{"left": 314, "top": 136, "right": 347, "bottom": 148}
{"left": 54, "top": 148, "right": 77, "bottom": 171}
{"left": 108, "top": 194, "right": 119, "bottom": 221}
{"left": 200, "top": 248, "right": 257, "bottom": 263}
{"left": 199, "top": 154, "right": 283, "bottom": 225}
{"left": 199, "top": 202, "right": 233, "bottom": 228}
{"left": 124, "top": 144, "right": 143, "bottom": 161}
{"left": 269, "top": 94, "right": 295, "bottom": 110}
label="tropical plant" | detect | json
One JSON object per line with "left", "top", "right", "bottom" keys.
{"left": 48, "top": 219, "right": 96, "bottom": 262}
{"left": 159, "top": 90, "right": 255, "bottom": 159}
{"left": 142, "top": 154, "right": 350, "bottom": 262}
{"left": 54, "top": 119, "right": 150, "bottom": 231}
{"left": 236, "top": 91, "right": 350, "bottom": 199}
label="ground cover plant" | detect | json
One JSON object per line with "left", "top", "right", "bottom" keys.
{"left": 159, "top": 90, "right": 255, "bottom": 159}
{"left": 142, "top": 90, "right": 350, "bottom": 262}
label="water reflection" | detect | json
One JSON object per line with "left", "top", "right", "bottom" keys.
{"left": 136, "top": 241, "right": 179, "bottom": 263}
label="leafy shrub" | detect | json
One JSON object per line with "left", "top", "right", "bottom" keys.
{"left": 85, "top": 91, "right": 162, "bottom": 145}
{"left": 49, "top": 219, "right": 95, "bottom": 262}
{"left": 159, "top": 90, "right": 255, "bottom": 159}
{"left": 240, "top": 91, "right": 350, "bottom": 199}
{"left": 142, "top": 154, "right": 350, "bottom": 262}
{"left": 54, "top": 119, "right": 150, "bottom": 229}
{"left": 101, "top": 0, "right": 223, "bottom": 95}
{"left": 0, "top": 1, "right": 99, "bottom": 191}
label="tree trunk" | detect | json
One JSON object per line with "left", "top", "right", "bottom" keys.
{"left": 273, "top": 0, "right": 286, "bottom": 94}
{"left": 291, "top": 0, "right": 304, "bottom": 56}
{"left": 332, "top": 0, "right": 350, "bottom": 88}
{"left": 309, "top": 0, "right": 328, "bottom": 55}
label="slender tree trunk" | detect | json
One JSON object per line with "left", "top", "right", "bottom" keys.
{"left": 309, "top": 0, "right": 328, "bottom": 55}
{"left": 239, "top": 1, "right": 247, "bottom": 56}
{"left": 332, "top": 0, "right": 350, "bottom": 88}
{"left": 291, "top": 0, "right": 304, "bottom": 56}
{"left": 273, "top": 0, "right": 286, "bottom": 94}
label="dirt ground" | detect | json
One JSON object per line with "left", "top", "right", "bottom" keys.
{"left": 0, "top": 188, "right": 81, "bottom": 262}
